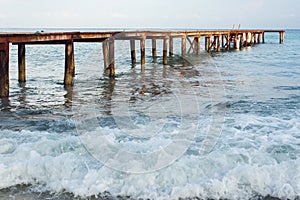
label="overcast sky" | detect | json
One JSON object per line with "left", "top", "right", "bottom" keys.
{"left": 0, "top": 0, "right": 299, "bottom": 29}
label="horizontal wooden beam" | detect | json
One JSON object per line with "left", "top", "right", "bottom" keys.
{"left": 1, "top": 29, "right": 285, "bottom": 45}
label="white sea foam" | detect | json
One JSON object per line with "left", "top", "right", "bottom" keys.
{"left": 0, "top": 111, "right": 299, "bottom": 199}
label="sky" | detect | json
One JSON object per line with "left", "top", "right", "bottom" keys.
{"left": 0, "top": 0, "right": 299, "bottom": 29}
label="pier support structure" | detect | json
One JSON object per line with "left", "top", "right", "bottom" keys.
{"left": 163, "top": 38, "right": 168, "bottom": 65}
{"left": 103, "top": 41, "right": 109, "bottom": 73}
{"left": 64, "top": 40, "right": 75, "bottom": 85}
{"left": 130, "top": 39, "right": 136, "bottom": 66}
{"left": 194, "top": 36, "right": 201, "bottom": 55}
{"left": 109, "top": 40, "right": 115, "bottom": 76}
{"left": 140, "top": 38, "right": 146, "bottom": 67}
{"left": 18, "top": 44, "right": 26, "bottom": 83}
{"left": 182, "top": 36, "right": 186, "bottom": 56}
{"left": 169, "top": 37, "right": 174, "bottom": 56}
{"left": 280, "top": 31, "right": 285, "bottom": 44}
{"left": 0, "top": 29, "right": 285, "bottom": 97}
{"left": 152, "top": 39, "right": 157, "bottom": 57}
{"left": 0, "top": 42, "right": 9, "bottom": 97}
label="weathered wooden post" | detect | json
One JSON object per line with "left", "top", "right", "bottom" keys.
{"left": 221, "top": 35, "right": 225, "bottom": 48}
{"left": 109, "top": 40, "right": 115, "bottom": 76}
{"left": 253, "top": 33, "right": 257, "bottom": 44}
{"left": 194, "top": 36, "right": 201, "bottom": 55}
{"left": 216, "top": 35, "right": 221, "bottom": 52}
{"left": 212, "top": 36, "right": 217, "bottom": 50}
{"left": 240, "top": 33, "right": 244, "bottom": 48}
{"left": 18, "top": 44, "right": 26, "bottom": 83}
{"left": 257, "top": 33, "right": 261, "bottom": 44}
{"left": 152, "top": 39, "right": 157, "bottom": 57}
{"left": 0, "top": 42, "right": 9, "bottom": 97}
{"left": 169, "top": 37, "right": 174, "bottom": 56}
{"left": 280, "top": 31, "right": 285, "bottom": 44}
{"left": 140, "top": 37, "right": 146, "bottom": 66}
{"left": 163, "top": 38, "right": 168, "bottom": 65}
{"left": 205, "top": 36, "right": 210, "bottom": 51}
{"left": 182, "top": 36, "right": 186, "bottom": 56}
{"left": 262, "top": 32, "right": 265, "bottom": 43}
{"left": 64, "top": 40, "right": 75, "bottom": 85}
{"left": 227, "top": 34, "right": 231, "bottom": 50}
{"left": 233, "top": 35, "right": 237, "bottom": 49}
{"left": 130, "top": 39, "right": 136, "bottom": 65}
{"left": 102, "top": 41, "right": 109, "bottom": 74}
{"left": 208, "top": 36, "right": 213, "bottom": 52}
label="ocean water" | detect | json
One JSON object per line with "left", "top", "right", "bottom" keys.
{"left": 0, "top": 29, "right": 300, "bottom": 199}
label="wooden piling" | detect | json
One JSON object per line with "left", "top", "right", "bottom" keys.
{"left": 163, "top": 38, "right": 168, "bottom": 65}
{"left": 109, "top": 40, "right": 115, "bottom": 77}
{"left": 18, "top": 44, "right": 26, "bottom": 83}
{"left": 193, "top": 36, "right": 200, "bottom": 55}
{"left": 152, "top": 39, "right": 157, "bottom": 57}
{"left": 64, "top": 41, "right": 75, "bottom": 86}
{"left": 130, "top": 39, "right": 136, "bottom": 65}
{"left": 258, "top": 33, "right": 261, "bottom": 44}
{"left": 280, "top": 31, "right": 285, "bottom": 44}
{"left": 262, "top": 32, "right": 265, "bottom": 43}
{"left": 140, "top": 38, "right": 146, "bottom": 66}
{"left": 207, "top": 36, "right": 212, "bottom": 52}
{"left": 0, "top": 42, "right": 9, "bottom": 97}
{"left": 216, "top": 36, "right": 221, "bottom": 52}
{"left": 182, "top": 36, "right": 186, "bottom": 56}
{"left": 221, "top": 35, "right": 225, "bottom": 48}
{"left": 240, "top": 34, "right": 244, "bottom": 47}
{"left": 205, "top": 36, "right": 209, "bottom": 51}
{"left": 102, "top": 41, "right": 109, "bottom": 74}
{"left": 227, "top": 34, "right": 231, "bottom": 50}
{"left": 233, "top": 35, "right": 238, "bottom": 49}
{"left": 169, "top": 37, "right": 174, "bottom": 56}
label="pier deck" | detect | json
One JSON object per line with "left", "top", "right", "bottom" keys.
{"left": 0, "top": 29, "right": 285, "bottom": 97}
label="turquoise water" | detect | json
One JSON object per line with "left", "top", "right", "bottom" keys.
{"left": 0, "top": 29, "right": 300, "bottom": 199}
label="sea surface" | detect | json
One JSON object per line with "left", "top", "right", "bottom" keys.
{"left": 0, "top": 29, "right": 300, "bottom": 199}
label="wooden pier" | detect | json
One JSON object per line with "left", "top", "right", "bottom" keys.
{"left": 0, "top": 29, "right": 285, "bottom": 97}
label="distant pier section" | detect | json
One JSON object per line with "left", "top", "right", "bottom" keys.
{"left": 0, "top": 29, "right": 285, "bottom": 97}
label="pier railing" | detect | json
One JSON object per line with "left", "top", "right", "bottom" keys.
{"left": 0, "top": 29, "right": 285, "bottom": 97}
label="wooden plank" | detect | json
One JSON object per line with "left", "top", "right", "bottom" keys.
{"left": 130, "top": 39, "right": 136, "bottom": 65}
{"left": 64, "top": 41, "right": 75, "bottom": 85}
{"left": 18, "top": 44, "right": 26, "bottom": 83}
{"left": 0, "top": 42, "right": 9, "bottom": 97}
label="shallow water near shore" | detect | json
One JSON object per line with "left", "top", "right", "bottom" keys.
{"left": 0, "top": 29, "right": 300, "bottom": 199}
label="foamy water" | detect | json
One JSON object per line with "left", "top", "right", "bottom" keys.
{"left": 0, "top": 29, "right": 300, "bottom": 199}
